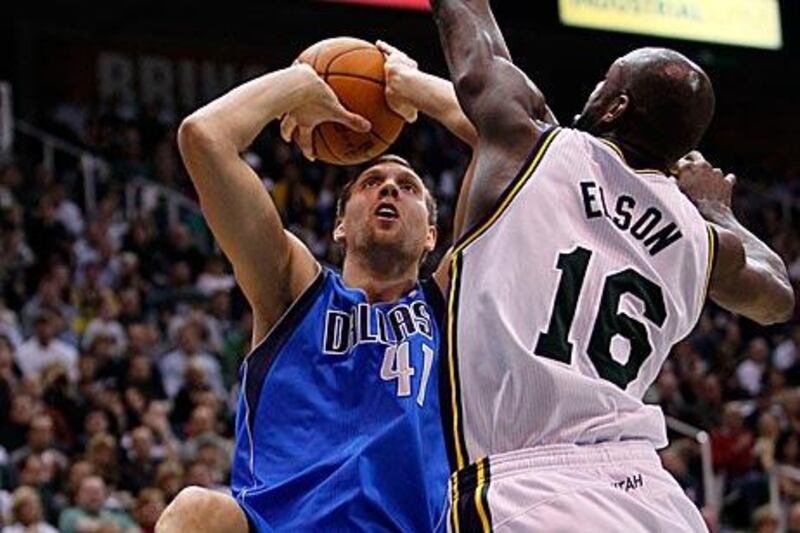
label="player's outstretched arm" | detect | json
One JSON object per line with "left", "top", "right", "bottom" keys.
{"left": 429, "top": 0, "right": 548, "bottom": 137}
{"left": 676, "top": 152, "right": 795, "bottom": 325}
{"left": 178, "top": 64, "right": 370, "bottom": 340}
{"left": 430, "top": 0, "right": 552, "bottom": 238}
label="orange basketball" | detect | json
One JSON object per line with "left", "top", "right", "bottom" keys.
{"left": 297, "top": 37, "right": 405, "bottom": 166}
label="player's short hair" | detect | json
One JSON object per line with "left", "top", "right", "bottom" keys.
{"left": 336, "top": 154, "right": 438, "bottom": 227}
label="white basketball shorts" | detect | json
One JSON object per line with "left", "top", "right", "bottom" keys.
{"left": 447, "top": 440, "right": 707, "bottom": 532}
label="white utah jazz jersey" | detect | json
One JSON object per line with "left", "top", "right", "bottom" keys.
{"left": 444, "top": 127, "right": 715, "bottom": 468}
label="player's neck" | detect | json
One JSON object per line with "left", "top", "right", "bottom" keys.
{"left": 341, "top": 254, "right": 418, "bottom": 303}
{"left": 603, "top": 133, "right": 669, "bottom": 173}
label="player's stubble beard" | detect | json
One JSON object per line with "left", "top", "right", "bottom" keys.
{"left": 354, "top": 222, "right": 421, "bottom": 279}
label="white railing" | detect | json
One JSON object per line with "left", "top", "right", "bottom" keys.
{"left": 124, "top": 177, "right": 211, "bottom": 250}
{"left": 12, "top": 120, "right": 208, "bottom": 249}
{"left": 14, "top": 120, "right": 111, "bottom": 217}
{"left": 665, "top": 416, "right": 718, "bottom": 512}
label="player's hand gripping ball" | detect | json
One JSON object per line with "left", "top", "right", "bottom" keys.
{"left": 293, "top": 37, "right": 406, "bottom": 165}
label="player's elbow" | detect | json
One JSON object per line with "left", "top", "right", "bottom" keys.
{"left": 453, "top": 70, "right": 488, "bottom": 109}
{"left": 177, "top": 115, "right": 217, "bottom": 156}
{"left": 752, "top": 284, "right": 795, "bottom": 325}
{"left": 768, "top": 285, "right": 796, "bottom": 324}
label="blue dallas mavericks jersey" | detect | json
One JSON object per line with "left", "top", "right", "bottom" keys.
{"left": 231, "top": 267, "right": 450, "bottom": 532}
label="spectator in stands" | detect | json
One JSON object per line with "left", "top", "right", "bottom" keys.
{"left": 753, "top": 505, "right": 779, "bottom": 533}
{"left": 774, "top": 325, "right": 800, "bottom": 382}
{"left": 9, "top": 414, "right": 68, "bottom": 476}
{"left": 84, "top": 433, "right": 120, "bottom": 488}
{"left": 158, "top": 322, "right": 223, "bottom": 400}
{"left": 2, "top": 485, "right": 58, "bottom": 533}
{"left": 660, "top": 442, "right": 703, "bottom": 506}
{"left": 15, "top": 311, "right": 78, "bottom": 383}
{"left": 153, "top": 461, "right": 183, "bottom": 503}
{"left": 754, "top": 413, "right": 781, "bottom": 473}
{"left": 120, "top": 426, "right": 160, "bottom": 494}
{"left": 25, "top": 195, "right": 71, "bottom": 271}
{"left": 49, "top": 183, "right": 84, "bottom": 238}
{"left": 737, "top": 337, "right": 771, "bottom": 397}
{"left": 131, "top": 488, "right": 165, "bottom": 533}
{"left": 195, "top": 256, "right": 234, "bottom": 298}
{"left": 20, "top": 278, "right": 74, "bottom": 340}
{"left": 180, "top": 405, "right": 228, "bottom": 461}
{"left": 776, "top": 431, "right": 800, "bottom": 501}
{"left": 58, "top": 476, "right": 138, "bottom": 533}
{"left": 712, "top": 403, "right": 755, "bottom": 480}
{"left": 82, "top": 294, "right": 127, "bottom": 357}
{"left": 15, "top": 454, "right": 58, "bottom": 523}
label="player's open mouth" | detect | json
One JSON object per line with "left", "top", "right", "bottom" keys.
{"left": 374, "top": 203, "right": 399, "bottom": 220}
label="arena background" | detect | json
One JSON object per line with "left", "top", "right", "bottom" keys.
{"left": 0, "top": 1, "right": 798, "bottom": 531}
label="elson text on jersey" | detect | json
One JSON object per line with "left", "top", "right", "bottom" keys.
{"left": 580, "top": 181, "right": 683, "bottom": 256}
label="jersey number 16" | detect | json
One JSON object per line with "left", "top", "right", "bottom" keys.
{"left": 534, "top": 246, "right": 667, "bottom": 389}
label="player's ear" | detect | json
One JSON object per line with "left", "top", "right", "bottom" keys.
{"left": 424, "top": 225, "right": 437, "bottom": 253}
{"left": 601, "top": 93, "right": 629, "bottom": 124}
{"left": 333, "top": 219, "right": 346, "bottom": 244}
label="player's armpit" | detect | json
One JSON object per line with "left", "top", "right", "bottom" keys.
{"left": 708, "top": 226, "right": 795, "bottom": 325}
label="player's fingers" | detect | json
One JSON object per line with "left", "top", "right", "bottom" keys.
{"left": 684, "top": 150, "right": 706, "bottom": 163}
{"left": 331, "top": 106, "right": 371, "bottom": 132}
{"left": 296, "top": 127, "right": 315, "bottom": 162}
{"left": 674, "top": 159, "right": 691, "bottom": 174}
{"left": 280, "top": 115, "right": 297, "bottom": 143}
{"left": 725, "top": 173, "right": 737, "bottom": 187}
{"left": 376, "top": 40, "right": 397, "bottom": 56}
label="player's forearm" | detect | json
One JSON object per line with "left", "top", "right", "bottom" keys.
{"left": 705, "top": 204, "right": 794, "bottom": 322}
{"left": 180, "top": 65, "right": 317, "bottom": 154}
{"left": 704, "top": 204, "right": 789, "bottom": 284}
{"left": 406, "top": 71, "right": 477, "bottom": 147}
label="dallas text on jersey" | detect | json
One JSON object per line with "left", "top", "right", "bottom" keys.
{"left": 579, "top": 181, "right": 683, "bottom": 256}
{"left": 323, "top": 301, "right": 434, "bottom": 355}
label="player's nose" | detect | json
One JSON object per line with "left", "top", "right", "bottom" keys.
{"left": 378, "top": 181, "right": 399, "bottom": 199}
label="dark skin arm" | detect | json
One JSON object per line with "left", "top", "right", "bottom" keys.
{"left": 676, "top": 152, "right": 795, "bottom": 325}
{"left": 430, "top": 0, "right": 552, "bottom": 239}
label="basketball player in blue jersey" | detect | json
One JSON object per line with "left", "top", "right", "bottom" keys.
{"left": 431, "top": 1, "right": 794, "bottom": 531}
{"left": 155, "top": 43, "right": 477, "bottom": 532}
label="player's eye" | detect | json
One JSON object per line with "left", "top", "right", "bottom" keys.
{"left": 363, "top": 177, "right": 380, "bottom": 188}
{"left": 401, "top": 182, "right": 418, "bottom": 193}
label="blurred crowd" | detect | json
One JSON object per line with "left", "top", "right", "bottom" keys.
{"left": 0, "top": 94, "right": 797, "bottom": 532}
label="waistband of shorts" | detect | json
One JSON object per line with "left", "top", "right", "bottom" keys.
{"left": 452, "top": 440, "right": 659, "bottom": 495}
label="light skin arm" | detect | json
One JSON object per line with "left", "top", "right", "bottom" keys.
{"left": 378, "top": 40, "right": 477, "bottom": 147}
{"left": 375, "top": 41, "right": 479, "bottom": 290}
{"left": 430, "top": 0, "right": 550, "bottom": 239}
{"left": 676, "top": 152, "right": 795, "bottom": 325}
{"left": 178, "top": 64, "right": 370, "bottom": 343}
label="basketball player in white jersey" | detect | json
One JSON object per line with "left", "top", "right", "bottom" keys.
{"left": 430, "top": 1, "right": 795, "bottom": 531}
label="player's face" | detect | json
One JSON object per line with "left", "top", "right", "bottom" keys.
{"left": 336, "top": 162, "right": 436, "bottom": 263}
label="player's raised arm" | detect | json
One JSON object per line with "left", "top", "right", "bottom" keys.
{"left": 430, "top": 0, "right": 548, "bottom": 137}
{"left": 676, "top": 152, "right": 795, "bottom": 325}
{"left": 430, "top": 0, "right": 552, "bottom": 237}
{"left": 177, "top": 64, "right": 370, "bottom": 340}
